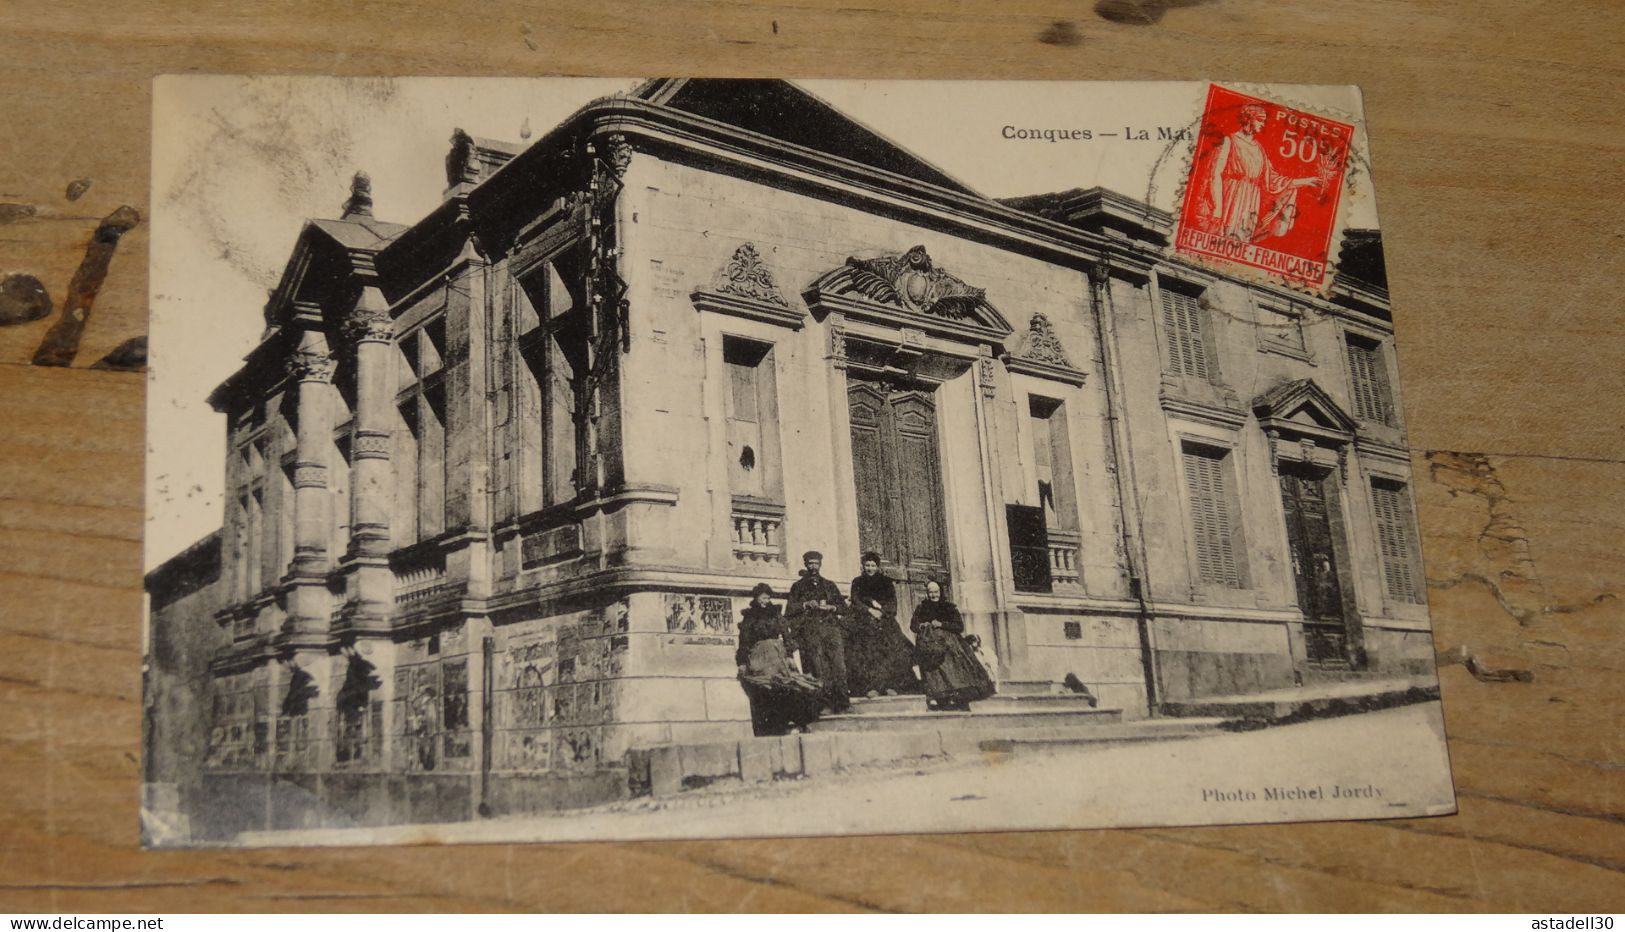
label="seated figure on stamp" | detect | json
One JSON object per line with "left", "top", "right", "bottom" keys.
{"left": 1200, "top": 103, "right": 1329, "bottom": 243}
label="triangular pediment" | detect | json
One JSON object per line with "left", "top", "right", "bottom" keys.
{"left": 634, "top": 79, "right": 980, "bottom": 197}
{"left": 1252, "top": 378, "right": 1358, "bottom": 437}
{"left": 262, "top": 217, "right": 404, "bottom": 330}
{"left": 1289, "top": 407, "right": 1329, "bottom": 427}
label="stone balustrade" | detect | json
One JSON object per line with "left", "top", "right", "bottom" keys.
{"left": 1048, "top": 528, "right": 1082, "bottom": 589}
{"left": 730, "top": 497, "right": 786, "bottom": 564}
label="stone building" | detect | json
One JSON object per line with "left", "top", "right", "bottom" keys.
{"left": 145, "top": 79, "right": 1430, "bottom": 834}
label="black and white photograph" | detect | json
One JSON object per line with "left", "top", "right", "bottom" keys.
{"left": 141, "top": 77, "right": 1456, "bottom": 847}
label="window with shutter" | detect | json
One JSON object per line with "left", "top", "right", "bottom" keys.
{"left": 1161, "top": 289, "right": 1212, "bottom": 381}
{"left": 723, "top": 337, "right": 782, "bottom": 502}
{"left": 1371, "top": 480, "right": 1422, "bottom": 602}
{"left": 1346, "top": 335, "right": 1394, "bottom": 425}
{"left": 1183, "top": 446, "right": 1241, "bottom": 587}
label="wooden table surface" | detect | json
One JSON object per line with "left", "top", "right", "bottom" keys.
{"left": 2, "top": 0, "right": 1621, "bottom": 913}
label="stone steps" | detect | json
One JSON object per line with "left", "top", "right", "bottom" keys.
{"left": 838, "top": 692, "right": 1105, "bottom": 715}
{"left": 996, "top": 678, "right": 1066, "bottom": 697}
{"left": 810, "top": 695, "right": 1120, "bottom": 733}
{"left": 978, "top": 717, "right": 1229, "bottom": 751}
{"left": 632, "top": 677, "right": 1441, "bottom": 802}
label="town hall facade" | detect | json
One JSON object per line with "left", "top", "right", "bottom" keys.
{"left": 145, "top": 79, "right": 1432, "bottom": 836}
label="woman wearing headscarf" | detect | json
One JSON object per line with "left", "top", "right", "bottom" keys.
{"left": 909, "top": 579, "right": 996, "bottom": 711}
{"left": 844, "top": 552, "right": 922, "bottom": 698}
{"left": 736, "top": 582, "right": 823, "bottom": 735}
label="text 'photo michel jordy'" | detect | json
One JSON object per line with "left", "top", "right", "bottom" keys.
{"left": 143, "top": 77, "right": 1453, "bottom": 847}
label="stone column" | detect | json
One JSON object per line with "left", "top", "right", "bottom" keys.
{"left": 339, "top": 286, "right": 396, "bottom": 635}
{"left": 283, "top": 330, "right": 335, "bottom": 641}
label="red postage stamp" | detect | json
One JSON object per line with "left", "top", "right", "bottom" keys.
{"left": 1175, "top": 84, "right": 1355, "bottom": 293}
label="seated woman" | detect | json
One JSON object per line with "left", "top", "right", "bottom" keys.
{"left": 845, "top": 552, "right": 923, "bottom": 698}
{"left": 909, "top": 579, "right": 996, "bottom": 712}
{"left": 736, "top": 582, "right": 823, "bottom": 736}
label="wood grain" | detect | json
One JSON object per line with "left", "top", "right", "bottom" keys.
{"left": 1, "top": 0, "right": 1621, "bottom": 912}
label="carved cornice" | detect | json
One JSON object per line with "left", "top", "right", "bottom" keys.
{"left": 1003, "top": 313, "right": 1085, "bottom": 386}
{"left": 1353, "top": 436, "right": 1413, "bottom": 476}
{"left": 690, "top": 289, "right": 807, "bottom": 330}
{"left": 1158, "top": 391, "right": 1247, "bottom": 430}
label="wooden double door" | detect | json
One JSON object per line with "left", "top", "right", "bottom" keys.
{"left": 847, "top": 376, "right": 951, "bottom": 617}
{"left": 1278, "top": 463, "right": 1357, "bottom": 666}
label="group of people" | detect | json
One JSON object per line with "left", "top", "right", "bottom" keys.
{"left": 734, "top": 550, "right": 997, "bottom": 736}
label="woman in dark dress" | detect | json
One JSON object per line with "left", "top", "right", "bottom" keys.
{"left": 909, "top": 579, "right": 996, "bottom": 711}
{"left": 737, "top": 582, "right": 823, "bottom": 735}
{"left": 844, "top": 552, "right": 923, "bottom": 698}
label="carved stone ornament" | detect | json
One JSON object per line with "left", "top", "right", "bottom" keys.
{"left": 829, "top": 324, "right": 848, "bottom": 369}
{"left": 837, "top": 245, "right": 989, "bottom": 319}
{"left": 445, "top": 128, "right": 475, "bottom": 188}
{"left": 1014, "top": 314, "right": 1075, "bottom": 368}
{"left": 691, "top": 242, "right": 806, "bottom": 330}
{"left": 979, "top": 355, "right": 998, "bottom": 398}
{"left": 340, "top": 171, "right": 373, "bottom": 220}
{"left": 713, "top": 243, "right": 789, "bottom": 307}
{"left": 286, "top": 350, "right": 336, "bottom": 383}
{"left": 604, "top": 133, "right": 633, "bottom": 177}
{"left": 1002, "top": 312, "right": 1085, "bottom": 386}
{"left": 804, "top": 245, "right": 1012, "bottom": 343}
{"left": 292, "top": 462, "right": 328, "bottom": 489}
{"left": 352, "top": 428, "right": 392, "bottom": 460}
{"left": 342, "top": 307, "right": 394, "bottom": 345}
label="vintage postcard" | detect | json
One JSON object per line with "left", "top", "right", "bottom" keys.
{"left": 142, "top": 77, "right": 1454, "bottom": 847}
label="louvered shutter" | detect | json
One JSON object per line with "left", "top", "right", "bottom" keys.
{"left": 1162, "top": 294, "right": 1184, "bottom": 374}
{"left": 1372, "top": 482, "right": 1419, "bottom": 602}
{"left": 1185, "top": 448, "right": 1240, "bottom": 587}
{"left": 1347, "top": 338, "right": 1394, "bottom": 425}
{"left": 1162, "top": 290, "right": 1211, "bottom": 380}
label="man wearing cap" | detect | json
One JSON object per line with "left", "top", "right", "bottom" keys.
{"left": 786, "top": 550, "right": 851, "bottom": 714}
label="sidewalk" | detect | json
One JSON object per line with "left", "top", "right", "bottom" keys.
{"left": 1159, "top": 674, "right": 1441, "bottom": 720}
